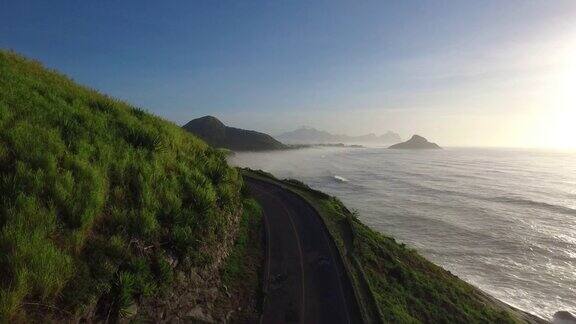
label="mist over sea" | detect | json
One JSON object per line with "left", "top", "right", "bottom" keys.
{"left": 230, "top": 146, "right": 576, "bottom": 320}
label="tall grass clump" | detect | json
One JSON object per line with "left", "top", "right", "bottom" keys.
{"left": 0, "top": 50, "right": 243, "bottom": 321}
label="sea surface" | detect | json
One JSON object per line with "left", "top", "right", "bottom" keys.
{"left": 229, "top": 146, "right": 576, "bottom": 320}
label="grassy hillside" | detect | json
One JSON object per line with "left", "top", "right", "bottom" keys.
{"left": 0, "top": 50, "right": 244, "bottom": 321}
{"left": 243, "top": 169, "right": 544, "bottom": 324}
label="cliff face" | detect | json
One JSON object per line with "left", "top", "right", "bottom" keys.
{"left": 389, "top": 135, "right": 441, "bottom": 149}
{"left": 183, "top": 116, "right": 287, "bottom": 151}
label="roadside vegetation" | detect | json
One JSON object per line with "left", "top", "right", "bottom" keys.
{"left": 0, "top": 50, "right": 245, "bottom": 322}
{"left": 243, "top": 169, "right": 541, "bottom": 324}
{"left": 215, "top": 198, "right": 264, "bottom": 322}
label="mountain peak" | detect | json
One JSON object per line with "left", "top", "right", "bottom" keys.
{"left": 277, "top": 127, "right": 401, "bottom": 144}
{"left": 182, "top": 116, "right": 286, "bottom": 151}
{"left": 184, "top": 115, "right": 225, "bottom": 129}
{"left": 410, "top": 134, "right": 427, "bottom": 142}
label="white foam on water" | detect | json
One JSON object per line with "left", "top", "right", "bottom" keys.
{"left": 333, "top": 175, "right": 348, "bottom": 182}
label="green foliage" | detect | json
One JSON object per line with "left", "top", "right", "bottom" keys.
{"left": 0, "top": 195, "right": 73, "bottom": 317}
{"left": 0, "top": 50, "right": 243, "bottom": 321}
{"left": 115, "top": 272, "right": 136, "bottom": 317}
{"left": 221, "top": 199, "right": 262, "bottom": 286}
{"left": 152, "top": 253, "right": 174, "bottom": 287}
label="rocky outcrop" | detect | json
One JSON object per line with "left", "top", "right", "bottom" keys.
{"left": 388, "top": 135, "right": 441, "bottom": 149}
{"left": 554, "top": 311, "right": 576, "bottom": 324}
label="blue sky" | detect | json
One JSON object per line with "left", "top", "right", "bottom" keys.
{"left": 2, "top": 1, "right": 575, "bottom": 147}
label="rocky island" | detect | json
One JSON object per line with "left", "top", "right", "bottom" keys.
{"left": 389, "top": 135, "right": 441, "bottom": 149}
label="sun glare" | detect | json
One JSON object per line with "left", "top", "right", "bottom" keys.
{"left": 546, "top": 108, "right": 576, "bottom": 149}
{"left": 540, "top": 35, "right": 576, "bottom": 149}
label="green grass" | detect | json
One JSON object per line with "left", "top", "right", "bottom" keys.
{"left": 242, "top": 169, "right": 530, "bottom": 324}
{"left": 0, "top": 50, "right": 244, "bottom": 321}
{"left": 216, "top": 197, "right": 263, "bottom": 322}
{"left": 344, "top": 206, "right": 517, "bottom": 323}
{"left": 221, "top": 198, "right": 262, "bottom": 286}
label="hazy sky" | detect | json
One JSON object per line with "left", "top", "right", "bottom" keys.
{"left": 1, "top": 1, "right": 575, "bottom": 148}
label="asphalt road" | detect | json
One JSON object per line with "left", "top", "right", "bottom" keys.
{"left": 245, "top": 177, "right": 362, "bottom": 324}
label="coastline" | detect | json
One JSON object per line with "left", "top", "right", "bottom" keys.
{"left": 242, "top": 168, "right": 548, "bottom": 323}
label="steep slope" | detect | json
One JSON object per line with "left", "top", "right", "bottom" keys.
{"left": 183, "top": 116, "right": 287, "bottom": 151}
{"left": 277, "top": 126, "right": 402, "bottom": 144}
{"left": 389, "top": 135, "right": 441, "bottom": 149}
{"left": 0, "top": 51, "right": 246, "bottom": 322}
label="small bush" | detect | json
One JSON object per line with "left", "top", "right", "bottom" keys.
{"left": 114, "top": 271, "right": 136, "bottom": 317}
{"left": 152, "top": 254, "right": 174, "bottom": 287}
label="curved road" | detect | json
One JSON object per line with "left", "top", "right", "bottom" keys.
{"left": 245, "top": 177, "right": 362, "bottom": 324}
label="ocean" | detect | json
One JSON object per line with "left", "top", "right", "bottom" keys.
{"left": 229, "top": 146, "right": 576, "bottom": 320}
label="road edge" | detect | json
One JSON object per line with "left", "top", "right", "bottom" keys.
{"left": 242, "top": 169, "right": 382, "bottom": 323}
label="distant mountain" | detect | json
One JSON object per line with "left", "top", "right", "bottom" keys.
{"left": 277, "top": 126, "right": 401, "bottom": 144}
{"left": 388, "top": 135, "right": 441, "bottom": 149}
{"left": 182, "top": 116, "right": 287, "bottom": 151}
